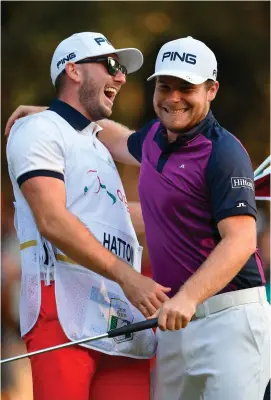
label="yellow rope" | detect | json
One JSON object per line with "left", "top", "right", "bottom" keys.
{"left": 55, "top": 254, "right": 77, "bottom": 264}
{"left": 20, "top": 240, "right": 37, "bottom": 250}
{"left": 20, "top": 240, "right": 76, "bottom": 265}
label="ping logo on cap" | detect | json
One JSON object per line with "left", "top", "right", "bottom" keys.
{"left": 162, "top": 51, "right": 197, "bottom": 65}
{"left": 56, "top": 52, "right": 76, "bottom": 69}
{"left": 94, "top": 37, "right": 113, "bottom": 46}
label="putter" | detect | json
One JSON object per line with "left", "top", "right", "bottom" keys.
{"left": 1, "top": 318, "right": 158, "bottom": 365}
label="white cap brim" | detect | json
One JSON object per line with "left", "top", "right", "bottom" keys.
{"left": 147, "top": 70, "right": 209, "bottom": 85}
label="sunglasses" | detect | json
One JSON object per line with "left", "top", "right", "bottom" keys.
{"left": 76, "top": 56, "right": 128, "bottom": 76}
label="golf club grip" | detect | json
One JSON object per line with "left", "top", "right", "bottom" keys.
{"left": 108, "top": 318, "right": 158, "bottom": 338}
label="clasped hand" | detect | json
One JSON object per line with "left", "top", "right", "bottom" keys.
{"left": 149, "top": 290, "right": 197, "bottom": 331}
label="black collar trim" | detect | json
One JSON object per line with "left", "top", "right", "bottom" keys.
{"left": 49, "top": 99, "right": 91, "bottom": 131}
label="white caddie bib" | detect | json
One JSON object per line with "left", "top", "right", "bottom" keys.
{"left": 53, "top": 221, "right": 155, "bottom": 357}
{"left": 11, "top": 110, "right": 156, "bottom": 359}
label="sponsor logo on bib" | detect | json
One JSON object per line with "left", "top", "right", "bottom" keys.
{"left": 84, "top": 170, "right": 129, "bottom": 210}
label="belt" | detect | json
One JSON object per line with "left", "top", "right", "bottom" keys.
{"left": 194, "top": 286, "right": 267, "bottom": 319}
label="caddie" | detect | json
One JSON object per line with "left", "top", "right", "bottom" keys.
{"left": 6, "top": 32, "right": 171, "bottom": 400}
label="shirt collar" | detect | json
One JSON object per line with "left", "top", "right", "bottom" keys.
{"left": 49, "top": 99, "right": 102, "bottom": 135}
{"left": 155, "top": 110, "right": 215, "bottom": 148}
{"left": 181, "top": 109, "right": 215, "bottom": 138}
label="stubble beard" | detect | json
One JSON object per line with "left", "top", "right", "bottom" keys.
{"left": 78, "top": 76, "right": 110, "bottom": 121}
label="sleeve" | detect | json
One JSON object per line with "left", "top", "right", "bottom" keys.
{"left": 206, "top": 134, "right": 257, "bottom": 223}
{"left": 7, "top": 115, "right": 65, "bottom": 187}
{"left": 127, "top": 119, "right": 158, "bottom": 163}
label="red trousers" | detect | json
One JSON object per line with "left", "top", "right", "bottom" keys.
{"left": 23, "top": 282, "right": 151, "bottom": 400}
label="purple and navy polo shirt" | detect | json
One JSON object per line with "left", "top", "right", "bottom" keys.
{"left": 128, "top": 110, "right": 265, "bottom": 297}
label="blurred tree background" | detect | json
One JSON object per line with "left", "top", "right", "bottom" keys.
{"left": 2, "top": 1, "right": 270, "bottom": 168}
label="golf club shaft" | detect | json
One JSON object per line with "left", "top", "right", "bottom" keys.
{"left": 1, "top": 318, "right": 158, "bottom": 365}
{"left": 1, "top": 332, "right": 108, "bottom": 364}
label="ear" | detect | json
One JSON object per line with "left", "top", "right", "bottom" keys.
{"left": 65, "top": 63, "right": 82, "bottom": 84}
{"left": 207, "top": 81, "right": 219, "bottom": 102}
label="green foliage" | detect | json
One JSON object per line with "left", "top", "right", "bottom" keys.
{"left": 2, "top": 1, "right": 270, "bottom": 181}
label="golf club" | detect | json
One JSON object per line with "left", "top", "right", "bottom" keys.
{"left": 1, "top": 318, "right": 158, "bottom": 365}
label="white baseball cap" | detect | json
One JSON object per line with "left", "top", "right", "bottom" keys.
{"left": 147, "top": 36, "right": 217, "bottom": 84}
{"left": 50, "top": 32, "right": 144, "bottom": 85}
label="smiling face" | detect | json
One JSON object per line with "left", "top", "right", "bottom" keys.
{"left": 77, "top": 54, "right": 126, "bottom": 120}
{"left": 153, "top": 76, "right": 219, "bottom": 135}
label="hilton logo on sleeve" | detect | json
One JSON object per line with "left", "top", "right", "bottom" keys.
{"left": 231, "top": 177, "right": 254, "bottom": 191}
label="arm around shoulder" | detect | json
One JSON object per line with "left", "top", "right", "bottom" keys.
{"left": 97, "top": 119, "right": 139, "bottom": 166}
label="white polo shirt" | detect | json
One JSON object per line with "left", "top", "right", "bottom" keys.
{"left": 6, "top": 99, "right": 156, "bottom": 359}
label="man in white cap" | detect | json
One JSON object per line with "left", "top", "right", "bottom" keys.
{"left": 102, "top": 36, "right": 270, "bottom": 400}
{"left": 6, "top": 36, "right": 270, "bottom": 400}
{"left": 6, "top": 32, "right": 171, "bottom": 400}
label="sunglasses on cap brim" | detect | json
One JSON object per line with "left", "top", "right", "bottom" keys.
{"left": 75, "top": 56, "right": 128, "bottom": 76}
